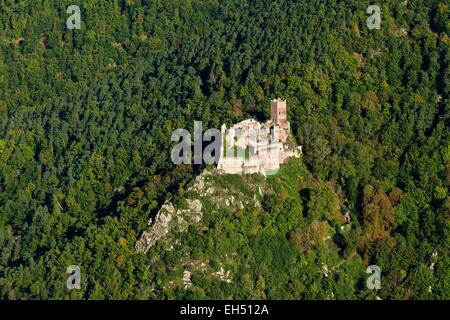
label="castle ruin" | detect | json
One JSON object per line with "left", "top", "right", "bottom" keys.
{"left": 216, "top": 98, "right": 301, "bottom": 176}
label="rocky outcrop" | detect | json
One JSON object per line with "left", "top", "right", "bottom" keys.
{"left": 182, "top": 270, "right": 192, "bottom": 289}
{"left": 135, "top": 199, "right": 203, "bottom": 253}
{"left": 136, "top": 168, "right": 265, "bottom": 254}
{"left": 135, "top": 201, "right": 175, "bottom": 253}
{"left": 214, "top": 266, "right": 232, "bottom": 283}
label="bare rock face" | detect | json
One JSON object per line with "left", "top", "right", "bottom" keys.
{"left": 182, "top": 270, "right": 192, "bottom": 289}
{"left": 135, "top": 201, "right": 175, "bottom": 253}
{"left": 135, "top": 198, "right": 204, "bottom": 253}
{"left": 176, "top": 199, "right": 203, "bottom": 231}
{"left": 214, "top": 266, "right": 232, "bottom": 283}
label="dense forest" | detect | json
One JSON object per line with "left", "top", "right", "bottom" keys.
{"left": 0, "top": 0, "right": 448, "bottom": 299}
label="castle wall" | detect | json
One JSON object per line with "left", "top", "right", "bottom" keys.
{"left": 217, "top": 99, "right": 298, "bottom": 176}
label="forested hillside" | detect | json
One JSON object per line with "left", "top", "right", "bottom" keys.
{"left": 0, "top": 0, "right": 448, "bottom": 299}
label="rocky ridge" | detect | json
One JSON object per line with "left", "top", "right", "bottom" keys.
{"left": 135, "top": 168, "right": 266, "bottom": 254}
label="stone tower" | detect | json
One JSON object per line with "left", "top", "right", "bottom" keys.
{"left": 270, "top": 98, "right": 287, "bottom": 127}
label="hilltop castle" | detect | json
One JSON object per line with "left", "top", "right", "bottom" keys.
{"left": 217, "top": 99, "right": 301, "bottom": 176}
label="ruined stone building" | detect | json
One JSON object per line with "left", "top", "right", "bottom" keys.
{"left": 216, "top": 98, "right": 301, "bottom": 176}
